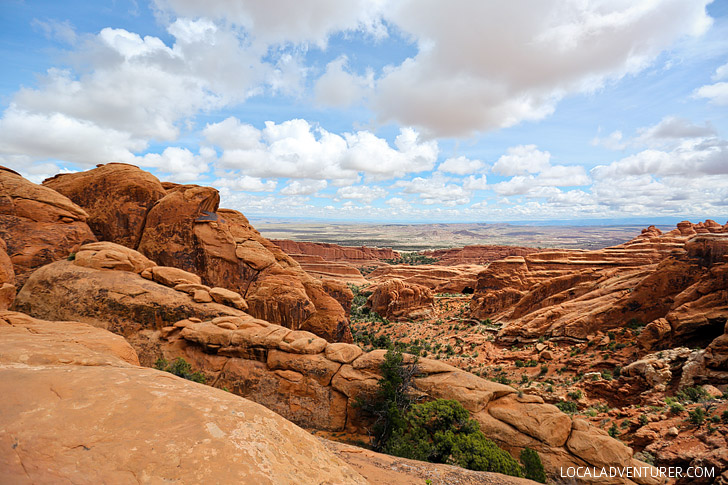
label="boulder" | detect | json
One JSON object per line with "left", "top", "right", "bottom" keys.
{"left": 73, "top": 241, "right": 155, "bottom": 273}
{"left": 43, "top": 163, "right": 167, "bottom": 247}
{"left": 365, "top": 278, "right": 434, "bottom": 321}
{"left": 487, "top": 393, "right": 572, "bottom": 447}
{"left": 566, "top": 419, "right": 633, "bottom": 469}
{"left": 0, "top": 166, "right": 96, "bottom": 281}
{"left": 325, "top": 342, "right": 364, "bottom": 364}
{"left": 150, "top": 265, "right": 202, "bottom": 287}
{"left": 0, "top": 312, "right": 366, "bottom": 484}
{"left": 209, "top": 287, "right": 248, "bottom": 311}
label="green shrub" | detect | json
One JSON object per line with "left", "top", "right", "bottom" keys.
{"left": 556, "top": 401, "right": 578, "bottom": 414}
{"left": 722, "top": 410, "right": 728, "bottom": 424}
{"left": 567, "top": 390, "right": 582, "bottom": 401}
{"left": 520, "top": 447, "right": 547, "bottom": 483}
{"left": 154, "top": 357, "right": 206, "bottom": 383}
{"left": 384, "top": 399, "right": 523, "bottom": 478}
{"left": 676, "top": 387, "right": 708, "bottom": 403}
{"left": 688, "top": 408, "right": 705, "bottom": 426}
{"left": 608, "top": 423, "right": 619, "bottom": 438}
{"left": 669, "top": 402, "right": 684, "bottom": 414}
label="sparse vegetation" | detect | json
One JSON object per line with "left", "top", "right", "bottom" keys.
{"left": 384, "top": 252, "right": 440, "bottom": 265}
{"left": 556, "top": 401, "right": 578, "bottom": 414}
{"left": 154, "top": 357, "right": 206, "bottom": 383}
{"left": 688, "top": 407, "right": 705, "bottom": 426}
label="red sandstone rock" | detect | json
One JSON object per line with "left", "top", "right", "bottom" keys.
{"left": 470, "top": 222, "right": 728, "bottom": 344}
{"left": 43, "top": 163, "right": 167, "bottom": 247}
{"left": 0, "top": 166, "right": 96, "bottom": 281}
{"left": 367, "top": 263, "right": 484, "bottom": 293}
{"left": 51, "top": 165, "right": 350, "bottom": 343}
{"left": 0, "top": 311, "right": 367, "bottom": 485}
{"left": 273, "top": 239, "right": 399, "bottom": 263}
{"left": 365, "top": 278, "right": 434, "bottom": 321}
{"left": 73, "top": 241, "right": 155, "bottom": 273}
{"left": 422, "top": 244, "right": 541, "bottom": 266}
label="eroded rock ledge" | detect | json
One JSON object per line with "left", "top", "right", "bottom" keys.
{"left": 12, "top": 243, "right": 663, "bottom": 484}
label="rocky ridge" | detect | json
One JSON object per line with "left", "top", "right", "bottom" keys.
{"left": 43, "top": 163, "right": 350, "bottom": 342}
{"left": 366, "top": 263, "right": 485, "bottom": 294}
{"left": 470, "top": 223, "right": 728, "bottom": 347}
{"left": 12, "top": 240, "right": 662, "bottom": 484}
{"left": 423, "top": 244, "right": 542, "bottom": 266}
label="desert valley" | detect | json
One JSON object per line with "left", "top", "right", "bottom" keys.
{"left": 2, "top": 1, "right": 728, "bottom": 484}
{"left": 1, "top": 163, "right": 727, "bottom": 484}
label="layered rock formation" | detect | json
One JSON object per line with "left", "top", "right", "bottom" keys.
{"left": 159, "top": 324, "right": 661, "bottom": 484}
{"left": 367, "top": 263, "right": 485, "bottom": 293}
{"left": 470, "top": 222, "right": 728, "bottom": 348}
{"left": 43, "top": 164, "right": 350, "bottom": 342}
{"left": 365, "top": 279, "right": 435, "bottom": 321}
{"left": 0, "top": 311, "right": 368, "bottom": 485}
{"left": 281, "top": 253, "right": 369, "bottom": 285}
{"left": 0, "top": 166, "right": 96, "bottom": 283}
{"left": 423, "top": 244, "right": 541, "bottom": 266}
{"left": 13, "top": 242, "right": 254, "bottom": 360}
{"left": 12, "top": 249, "right": 663, "bottom": 483}
{"left": 273, "top": 239, "right": 399, "bottom": 263}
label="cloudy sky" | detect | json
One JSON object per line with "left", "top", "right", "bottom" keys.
{"left": 1, "top": 0, "right": 727, "bottom": 222}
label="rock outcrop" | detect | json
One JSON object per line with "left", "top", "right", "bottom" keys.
{"left": 277, "top": 253, "right": 369, "bottom": 285}
{"left": 12, "top": 250, "right": 663, "bottom": 483}
{"left": 367, "top": 263, "right": 485, "bottom": 293}
{"left": 470, "top": 222, "right": 728, "bottom": 347}
{"left": 423, "top": 244, "right": 541, "bottom": 266}
{"left": 0, "top": 166, "right": 96, "bottom": 283}
{"left": 0, "top": 311, "right": 367, "bottom": 485}
{"left": 43, "top": 163, "right": 167, "bottom": 248}
{"left": 157, "top": 324, "right": 661, "bottom": 484}
{"left": 273, "top": 239, "right": 399, "bottom": 263}
{"left": 366, "top": 279, "right": 435, "bottom": 321}
{"left": 39, "top": 164, "right": 350, "bottom": 342}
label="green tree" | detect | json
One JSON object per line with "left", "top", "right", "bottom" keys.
{"left": 356, "top": 349, "right": 420, "bottom": 450}
{"left": 520, "top": 447, "right": 547, "bottom": 483}
{"left": 384, "top": 399, "right": 523, "bottom": 478}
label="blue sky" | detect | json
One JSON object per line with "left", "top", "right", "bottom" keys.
{"left": 1, "top": 0, "right": 727, "bottom": 223}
